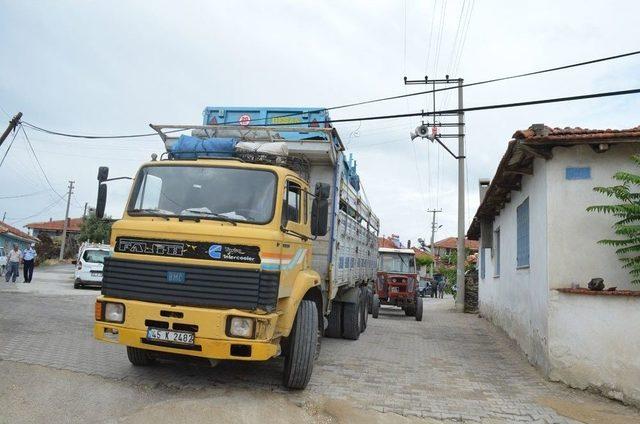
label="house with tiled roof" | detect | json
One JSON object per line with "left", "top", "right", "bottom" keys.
{"left": 26, "top": 217, "right": 83, "bottom": 239}
{"left": 0, "top": 221, "right": 39, "bottom": 256}
{"left": 467, "top": 124, "right": 640, "bottom": 407}
{"left": 432, "top": 237, "right": 478, "bottom": 258}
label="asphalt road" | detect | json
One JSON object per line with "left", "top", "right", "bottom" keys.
{"left": 1, "top": 264, "right": 639, "bottom": 423}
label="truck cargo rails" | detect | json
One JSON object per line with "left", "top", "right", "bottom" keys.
{"left": 92, "top": 107, "right": 380, "bottom": 390}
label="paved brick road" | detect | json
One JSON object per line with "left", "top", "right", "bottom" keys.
{"left": 1, "top": 265, "right": 639, "bottom": 423}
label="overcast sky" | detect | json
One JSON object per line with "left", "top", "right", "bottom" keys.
{"left": 1, "top": 0, "right": 639, "bottom": 245}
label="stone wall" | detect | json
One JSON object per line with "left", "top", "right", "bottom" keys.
{"left": 464, "top": 269, "right": 478, "bottom": 313}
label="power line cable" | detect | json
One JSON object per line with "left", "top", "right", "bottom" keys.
{"left": 433, "top": 0, "right": 448, "bottom": 76}
{"left": 20, "top": 125, "right": 65, "bottom": 200}
{"left": 424, "top": 0, "right": 439, "bottom": 73}
{"left": 17, "top": 50, "right": 640, "bottom": 137}
{"left": 0, "top": 129, "right": 19, "bottom": 167}
{"left": 445, "top": 0, "right": 467, "bottom": 77}
{"left": 0, "top": 189, "right": 52, "bottom": 199}
{"left": 8, "top": 196, "right": 65, "bottom": 224}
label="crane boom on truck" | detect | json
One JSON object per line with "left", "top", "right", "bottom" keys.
{"left": 93, "top": 107, "right": 380, "bottom": 389}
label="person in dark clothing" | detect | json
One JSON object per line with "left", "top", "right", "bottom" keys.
{"left": 22, "top": 243, "right": 37, "bottom": 283}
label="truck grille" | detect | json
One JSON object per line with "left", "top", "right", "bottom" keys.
{"left": 102, "top": 258, "right": 279, "bottom": 312}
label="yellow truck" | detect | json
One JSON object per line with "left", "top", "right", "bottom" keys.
{"left": 93, "top": 107, "right": 379, "bottom": 389}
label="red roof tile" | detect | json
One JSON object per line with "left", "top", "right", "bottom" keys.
{"left": 0, "top": 221, "right": 38, "bottom": 242}
{"left": 513, "top": 124, "right": 640, "bottom": 142}
{"left": 434, "top": 237, "right": 479, "bottom": 251}
{"left": 26, "top": 217, "right": 83, "bottom": 232}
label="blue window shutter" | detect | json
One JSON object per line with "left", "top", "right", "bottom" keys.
{"left": 480, "top": 248, "right": 485, "bottom": 279}
{"left": 516, "top": 198, "right": 530, "bottom": 267}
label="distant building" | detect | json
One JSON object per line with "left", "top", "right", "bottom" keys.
{"left": 0, "top": 221, "right": 38, "bottom": 252}
{"left": 26, "top": 217, "right": 83, "bottom": 239}
{"left": 432, "top": 237, "right": 478, "bottom": 258}
{"left": 467, "top": 124, "right": 640, "bottom": 407}
{"left": 378, "top": 234, "right": 403, "bottom": 249}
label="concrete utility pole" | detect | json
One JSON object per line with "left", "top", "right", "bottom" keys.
{"left": 427, "top": 208, "right": 442, "bottom": 276}
{"left": 405, "top": 75, "right": 466, "bottom": 311}
{"left": 455, "top": 79, "right": 466, "bottom": 312}
{"left": 0, "top": 112, "right": 22, "bottom": 148}
{"left": 59, "top": 181, "right": 74, "bottom": 261}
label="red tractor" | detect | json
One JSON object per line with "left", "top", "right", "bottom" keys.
{"left": 370, "top": 247, "right": 423, "bottom": 321}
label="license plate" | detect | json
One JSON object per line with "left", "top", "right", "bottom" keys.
{"left": 146, "top": 328, "right": 195, "bottom": 345}
{"left": 91, "top": 271, "right": 102, "bottom": 276}
{"left": 390, "top": 287, "right": 399, "bottom": 293}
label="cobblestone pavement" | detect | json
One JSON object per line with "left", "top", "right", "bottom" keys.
{"left": 1, "top": 266, "right": 639, "bottom": 423}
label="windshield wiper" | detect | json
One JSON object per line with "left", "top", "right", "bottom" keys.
{"left": 181, "top": 208, "right": 238, "bottom": 226}
{"left": 129, "top": 208, "right": 170, "bottom": 220}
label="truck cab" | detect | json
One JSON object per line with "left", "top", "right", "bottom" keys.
{"left": 373, "top": 247, "right": 423, "bottom": 321}
{"left": 93, "top": 107, "right": 379, "bottom": 389}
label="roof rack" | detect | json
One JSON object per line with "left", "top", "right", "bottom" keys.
{"left": 149, "top": 123, "right": 344, "bottom": 149}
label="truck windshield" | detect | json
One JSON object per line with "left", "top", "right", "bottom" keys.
{"left": 379, "top": 253, "right": 416, "bottom": 273}
{"left": 128, "top": 165, "right": 277, "bottom": 224}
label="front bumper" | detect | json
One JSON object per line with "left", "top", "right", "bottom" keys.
{"left": 94, "top": 296, "right": 281, "bottom": 361}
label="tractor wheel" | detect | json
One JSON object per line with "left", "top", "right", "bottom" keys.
{"left": 405, "top": 305, "right": 416, "bottom": 316}
{"left": 415, "top": 297, "right": 423, "bottom": 321}
{"left": 325, "top": 301, "right": 342, "bottom": 338}
{"left": 283, "top": 300, "right": 318, "bottom": 390}
{"left": 367, "top": 288, "right": 373, "bottom": 314}
{"left": 126, "top": 347, "right": 156, "bottom": 366}
{"left": 359, "top": 287, "right": 368, "bottom": 333}
{"left": 342, "top": 301, "right": 361, "bottom": 340}
{"left": 371, "top": 294, "right": 380, "bottom": 319}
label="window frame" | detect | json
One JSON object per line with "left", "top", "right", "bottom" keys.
{"left": 516, "top": 197, "right": 530, "bottom": 269}
{"left": 493, "top": 227, "right": 501, "bottom": 278}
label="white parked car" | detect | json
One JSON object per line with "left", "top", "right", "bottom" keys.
{"left": 0, "top": 247, "right": 6, "bottom": 273}
{"left": 74, "top": 243, "right": 111, "bottom": 289}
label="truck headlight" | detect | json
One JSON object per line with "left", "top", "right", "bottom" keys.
{"left": 104, "top": 302, "right": 125, "bottom": 323}
{"left": 227, "top": 316, "right": 255, "bottom": 339}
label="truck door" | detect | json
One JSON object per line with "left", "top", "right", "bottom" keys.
{"left": 279, "top": 180, "right": 309, "bottom": 297}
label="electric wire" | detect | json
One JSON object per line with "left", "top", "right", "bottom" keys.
{"left": 18, "top": 50, "right": 640, "bottom": 136}
{"left": 0, "top": 189, "right": 52, "bottom": 200}
{"left": 8, "top": 196, "right": 65, "bottom": 224}
{"left": 20, "top": 125, "right": 65, "bottom": 200}
{"left": 433, "top": 0, "right": 448, "bottom": 77}
{"left": 0, "top": 129, "right": 19, "bottom": 167}
{"left": 424, "top": 0, "right": 439, "bottom": 73}
{"left": 445, "top": 0, "right": 467, "bottom": 77}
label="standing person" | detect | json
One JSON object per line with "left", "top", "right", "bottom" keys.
{"left": 437, "top": 279, "right": 445, "bottom": 299}
{"left": 23, "top": 243, "right": 37, "bottom": 283}
{"left": 5, "top": 244, "right": 22, "bottom": 283}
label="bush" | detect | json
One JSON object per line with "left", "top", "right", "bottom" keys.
{"left": 587, "top": 155, "right": 640, "bottom": 284}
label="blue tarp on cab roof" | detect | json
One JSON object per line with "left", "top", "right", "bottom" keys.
{"left": 170, "top": 135, "right": 237, "bottom": 159}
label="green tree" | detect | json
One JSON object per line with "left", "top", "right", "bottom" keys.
{"left": 587, "top": 155, "right": 640, "bottom": 284}
{"left": 79, "top": 214, "right": 112, "bottom": 244}
{"left": 415, "top": 254, "right": 433, "bottom": 268}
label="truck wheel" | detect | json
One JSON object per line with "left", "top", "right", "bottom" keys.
{"left": 359, "top": 287, "right": 368, "bottom": 333}
{"left": 126, "top": 346, "right": 155, "bottom": 366}
{"left": 367, "top": 288, "right": 373, "bottom": 314}
{"left": 415, "top": 297, "right": 423, "bottom": 321}
{"left": 342, "top": 301, "right": 361, "bottom": 340}
{"left": 325, "top": 301, "right": 342, "bottom": 338}
{"left": 372, "top": 294, "right": 380, "bottom": 319}
{"left": 283, "top": 300, "right": 318, "bottom": 390}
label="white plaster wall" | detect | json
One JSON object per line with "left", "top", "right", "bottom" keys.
{"left": 548, "top": 291, "right": 640, "bottom": 407}
{"left": 546, "top": 143, "right": 640, "bottom": 291}
{"left": 478, "top": 157, "right": 550, "bottom": 371}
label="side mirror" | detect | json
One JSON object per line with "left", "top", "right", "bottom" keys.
{"left": 311, "top": 197, "right": 329, "bottom": 236}
{"left": 96, "top": 183, "right": 107, "bottom": 219}
{"left": 97, "top": 166, "right": 109, "bottom": 183}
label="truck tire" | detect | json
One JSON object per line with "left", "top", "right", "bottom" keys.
{"left": 415, "top": 297, "right": 423, "bottom": 321}
{"left": 372, "top": 294, "right": 380, "bottom": 319}
{"left": 342, "top": 301, "right": 361, "bottom": 340}
{"left": 126, "top": 346, "right": 155, "bottom": 366}
{"left": 367, "top": 287, "right": 373, "bottom": 314}
{"left": 283, "top": 300, "right": 318, "bottom": 390}
{"left": 359, "top": 287, "right": 368, "bottom": 333}
{"left": 325, "top": 301, "right": 342, "bottom": 338}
